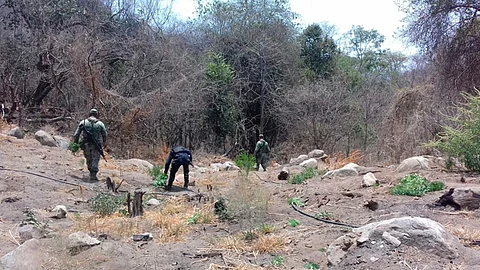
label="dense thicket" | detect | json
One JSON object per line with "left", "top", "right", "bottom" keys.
{"left": 1, "top": 0, "right": 463, "bottom": 163}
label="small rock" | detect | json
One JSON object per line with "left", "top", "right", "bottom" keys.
{"left": 132, "top": 233, "right": 153, "bottom": 241}
{"left": 34, "top": 130, "right": 57, "bottom": 147}
{"left": 278, "top": 168, "right": 289, "bottom": 180}
{"left": 362, "top": 172, "right": 378, "bottom": 187}
{"left": 370, "top": 256, "right": 379, "bottom": 262}
{"left": 308, "top": 149, "right": 325, "bottom": 158}
{"left": 67, "top": 232, "right": 101, "bottom": 255}
{"left": 18, "top": 225, "right": 44, "bottom": 243}
{"left": 2, "top": 197, "right": 21, "bottom": 203}
{"left": 289, "top": 154, "right": 309, "bottom": 165}
{"left": 382, "top": 231, "right": 401, "bottom": 247}
{"left": 51, "top": 205, "right": 67, "bottom": 219}
{"left": 299, "top": 158, "right": 318, "bottom": 169}
{"left": 363, "top": 200, "right": 379, "bottom": 211}
{"left": 7, "top": 127, "right": 24, "bottom": 139}
{"left": 146, "top": 199, "right": 160, "bottom": 206}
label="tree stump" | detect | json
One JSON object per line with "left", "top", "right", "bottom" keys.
{"left": 128, "top": 191, "right": 145, "bottom": 217}
{"left": 436, "top": 187, "right": 480, "bottom": 210}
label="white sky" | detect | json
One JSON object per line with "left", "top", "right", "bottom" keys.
{"left": 171, "top": 0, "right": 416, "bottom": 54}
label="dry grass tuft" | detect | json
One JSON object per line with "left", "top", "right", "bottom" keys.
{"left": 445, "top": 225, "right": 480, "bottom": 249}
{"left": 330, "top": 149, "right": 363, "bottom": 169}
{"left": 251, "top": 234, "right": 286, "bottom": 253}
{"left": 208, "top": 263, "right": 264, "bottom": 270}
{"left": 212, "top": 231, "right": 288, "bottom": 255}
{"left": 72, "top": 197, "right": 216, "bottom": 243}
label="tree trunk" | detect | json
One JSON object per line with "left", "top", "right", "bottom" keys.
{"left": 129, "top": 191, "right": 145, "bottom": 217}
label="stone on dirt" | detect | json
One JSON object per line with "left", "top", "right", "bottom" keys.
{"left": 436, "top": 187, "right": 480, "bottom": 210}
{"left": 146, "top": 198, "right": 160, "bottom": 206}
{"left": 132, "top": 233, "right": 153, "bottom": 241}
{"left": 34, "top": 130, "right": 58, "bottom": 147}
{"left": 299, "top": 158, "right": 318, "bottom": 169}
{"left": 308, "top": 149, "right": 325, "bottom": 158}
{"left": 123, "top": 159, "right": 154, "bottom": 170}
{"left": 278, "top": 168, "right": 289, "bottom": 180}
{"left": 52, "top": 135, "right": 70, "bottom": 149}
{"left": 362, "top": 172, "right": 378, "bottom": 187}
{"left": 51, "top": 205, "right": 67, "bottom": 219}
{"left": 67, "top": 232, "right": 101, "bottom": 255}
{"left": 289, "top": 154, "right": 309, "bottom": 165}
{"left": 1, "top": 239, "right": 49, "bottom": 270}
{"left": 18, "top": 225, "right": 45, "bottom": 243}
{"left": 7, "top": 127, "right": 24, "bottom": 139}
{"left": 396, "top": 156, "right": 430, "bottom": 173}
{"left": 327, "top": 233, "right": 357, "bottom": 266}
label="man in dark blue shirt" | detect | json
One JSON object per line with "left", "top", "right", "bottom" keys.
{"left": 164, "top": 146, "right": 193, "bottom": 191}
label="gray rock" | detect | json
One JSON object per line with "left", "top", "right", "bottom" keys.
{"left": 7, "top": 127, "right": 24, "bottom": 139}
{"left": 396, "top": 156, "right": 430, "bottom": 173}
{"left": 146, "top": 198, "right": 160, "bottom": 206}
{"left": 382, "top": 231, "right": 401, "bottom": 247}
{"left": 132, "top": 233, "right": 153, "bottom": 241}
{"left": 299, "top": 158, "right": 318, "bottom": 169}
{"left": 51, "top": 205, "right": 67, "bottom": 219}
{"left": 308, "top": 149, "right": 325, "bottom": 158}
{"left": 323, "top": 168, "right": 358, "bottom": 178}
{"left": 18, "top": 225, "right": 44, "bottom": 243}
{"left": 67, "top": 232, "right": 101, "bottom": 255}
{"left": 289, "top": 154, "right": 309, "bottom": 165}
{"left": 123, "top": 159, "right": 154, "bottom": 170}
{"left": 53, "top": 135, "right": 69, "bottom": 149}
{"left": 1, "top": 239, "right": 49, "bottom": 270}
{"left": 353, "top": 216, "right": 460, "bottom": 259}
{"left": 362, "top": 172, "right": 378, "bottom": 187}
{"left": 34, "top": 130, "right": 57, "bottom": 147}
{"left": 327, "top": 233, "right": 357, "bottom": 266}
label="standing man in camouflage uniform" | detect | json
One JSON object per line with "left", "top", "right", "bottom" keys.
{"left": 254, "top": 134, "right": 270, "bottom": 171}
{"left": 73, "top": 108, "right": 107, "bottom": 181}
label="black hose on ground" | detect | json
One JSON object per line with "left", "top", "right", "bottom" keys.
{"left": 0, "top": 167, "right": 81, "bottom": 187}
{"left": 291, "top": 203, "right": 359, "bottom": 228}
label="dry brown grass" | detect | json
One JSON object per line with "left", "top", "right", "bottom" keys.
{"left": 208, "top": 263, "right": 264, "bottom": 270}
{"left": 445, "top": 224, "right": 480, "bottom": 249}
{"left": 329, "top": 149, "right": 364, "bottom": 169}
{"left": 212, "top": 230, "right": 288, "bottom": 255}
{"left": 72, "top": 197, "right": 217, "bottom": 243}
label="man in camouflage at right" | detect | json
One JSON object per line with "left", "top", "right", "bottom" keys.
{"left": 73, "top": 108, "right": 107, "bottom": 181}
{"left": 254, "top": 134, "right": 270, "bottom": 171}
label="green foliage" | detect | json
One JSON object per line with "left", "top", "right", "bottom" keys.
{"left": 91, "top": 193, "right": 126, "bottom": 217}
{"left": 259, "top": 224, "right": 276, "bottom": 234}
{"left": 68, "top": 142, "right": 81, "bottom": 153}
{"left": 187, "top": 213, "right": 201, "bottom": 225}
{"left": 271, "top": 255, "right": 284, "bottom": 267}
{"left": 214, "top": 197, "right": 231, "bottom": 221}
{"left": 288, "top": 167, "right": 317, "bottom": 184}
{"left": 304, "top": 262, "right": 320, "bottom": 270}
{"left": 235, "top": 152, "right": 256, "bottom": 175}
{"left": 301, "top": 24, "right": 338, "bottom": 79}
{"left": 314, "top": 211, "right": 333, "bottom": 220}
{"left": 390, "top": 174, "right": 444, "bottom": 197}
{"left": 429, "top": 91, "right": 480, "bottom": 172}
{"left": 242, "top": 229, "right": 258, "bottom": 241}
{"left": 149, "top": 165, "right": 167, "bottom": 188}
{"left": 287, "top": 219, "right": 300, "bottom": 227}
{"left": 205, "top": 52, "right": 234, "bottom": 86}
{"left": 288, "top": 197, "right": 303, "bottom": 207}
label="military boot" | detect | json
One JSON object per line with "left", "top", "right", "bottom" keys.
{"left": 183, "top": 175, "right": 189, "bottom": 189}
{"left": 90, "top": 171, "right": 99, "bottom": 182}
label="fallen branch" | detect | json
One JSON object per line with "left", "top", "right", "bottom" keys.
{"left": 183, "top": 252, "right": 223, "bottom": 258}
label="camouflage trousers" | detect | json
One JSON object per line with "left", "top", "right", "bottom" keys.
{"left": 255, "top": 153, "right": 268, "bottom": 171}
{"left": 83, "top": 143, "right": 101, "bottom": 178}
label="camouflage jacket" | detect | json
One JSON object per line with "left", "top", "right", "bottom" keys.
{"left": 73, "top": 116, "right": 107, "bottom": 146}
{"left": 254, "top": 139, "right": 270, "bottom": 156}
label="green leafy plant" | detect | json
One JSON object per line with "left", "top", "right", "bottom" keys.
{"left": 314, "top": 211, "right": 333, "bottom": 220}
{"left": 288, "top": 197, "right": 303, "bottom": 207}
{"left": 259, "top": 224, "right": 277, "bottom": 234}
{"left": 68, "top": 142, "right": 81, "bottom": 153}
{"left": 149, "top": 165, "right": 167, "bottom": 188}
{"left": 242, "top": 229, "right": 258, "bottom": 241}
{"left": 271, "top": 255, "right": 284, "bottom": 267}
{"left": 287, "top": 219, "right": 300, "bottom": 227}
{"left": 428, "top": 90, "right": 480, "bottom": 172}
{"left": 187, "top": 213, "right": 201, "bottom": 225}
{"left": 288, "top": 167, "right": 317, "bottom": 184}
{"left": 390, "top": 174, "right": 444, "bottom": 197}
{"left": 304, "top": 262, "right": 320, "bottom": 270}
{"left": 91, "top": 193, "right": 126, "bottom": 217}
{"left": 235, "top": 152, "right": 256, "bottom": 175}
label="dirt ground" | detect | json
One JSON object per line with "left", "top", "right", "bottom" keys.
{"left": 1, "top": 132, "right": 480, "bottom": 270}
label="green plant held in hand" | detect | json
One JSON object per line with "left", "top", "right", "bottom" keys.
{"left": 271, "top": 255, "right": 284, "bottom": 267}
{"left": 288, "top": 219, "right": 300, "bottom": 227}
{"left": 68, "top": 142, "right": 81, "bottom": 153}
{"left": 304, "top": 262, "right": 320, "bottom": 270}
{"left": 390, "top": 174, "right": 444, "bottom": 197}
{"left": 235, "top": 152, "right": 256, "bottom": 175}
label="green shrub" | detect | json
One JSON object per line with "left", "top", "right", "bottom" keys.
{"left": 271, "top": 255, "right": 284, "bottom": 267}
{"left": 390, "top": 174, "right": 444, "bottom": 197}
{"left": 287, "top": 219, "right": 300, "bottom": 227}
{"left": 428, "top": 90, "right": 480, "bottom": 172}
{"left": 288, "top": 167, "right": 317, "bottom": 184}
{"left": 149, "top": 165, "right": 167, "bottom": 188}
{"left": 234, "top": 152, "right": 256, "bottom": 175}
{"left": 304, "top": 262, "right": 320, "bottom": 270}
{"left": 187, "top": 213, "right": 201, "bottom": 224}
{"left": 91, "top": 193, "right": 126, "bottom": 216}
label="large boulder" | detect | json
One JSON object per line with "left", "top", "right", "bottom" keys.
{"left": 396, "top": 156, "right": 430, "bottom": 173}
{"left": 289, "top": 154, "right": 309, "bottom": 165}
{"left": 34, "top": 130, "right": 57, "bottom": 147}
{"left": 299, "top": 158, "right": 318, "bottom": 169}
{"left": 322, "top": 163, "right": 363, "bottom": 178}
{"left": 1, "top": 239, "right": 49, "bottom": 270}
{"left": 7, "top": 127, "right": 24, "bottom": 139}
{"left": 67, "top": 232, "right": 101, "bottom": 255}
{"left": 436, "top": 187, "right": 480, "bottom": 210}
{"left": 53, "top": 135, "right": 70, "bottom": 149}
{"left": 123, "top": 159, "right": 154, "bottom": 171}
{"left": 327, "top": 217, "right": 462, "bottom": 266}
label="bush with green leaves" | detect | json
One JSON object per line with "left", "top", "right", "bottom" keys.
{"left": 288, "top": 167, "right": 317, "bottom": 184}
{"left": 304, "top": 262, "right": 320, "bottom": 270}
{"left": 390, "top": 174, "right": 444, "bottom": 197}
{"left": 91, "top": 193, "right": 126, "bottom": 216}
{"left": 429, "top": 90, "right": 480, "bottom": 172}
{"left": 149, "top": 165, "right": 167, "bottom": 188}
{"left": 271, "top": 255, "right": 284, "bottom": 267}
{"left": 287, "top": 219, "right": 300, "bottom": 227}
{"left": 234, "top": 152, "right": 256, "bottom": 175}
